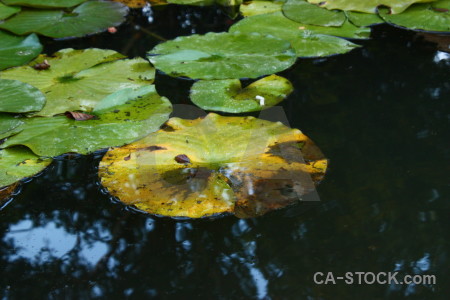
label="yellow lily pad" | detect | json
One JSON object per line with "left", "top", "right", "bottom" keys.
{"left": 99, "top": 113, "right": 327, "bottom": 218}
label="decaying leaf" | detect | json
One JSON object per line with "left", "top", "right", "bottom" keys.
{"left": 113, "top": 0, "right": 150, "bottom": 8}
{"left": 64, "top": 111, "right": 96, "bottom": 121}
{"left": 99, "top": 113, "right": 327, "bottom": 218}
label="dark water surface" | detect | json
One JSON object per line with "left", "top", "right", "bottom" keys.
{"left": 1, "top": 5, "right": 449, "bottom": 300}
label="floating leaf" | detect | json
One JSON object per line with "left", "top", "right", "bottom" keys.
{"left": 307, "top": 0, "right": 434, "bottom": 14}
{"left": 345, "top": 11, "right": 384, "bottom": 27}
{"left": 0, "top": 48, "right": 155, "bottom": 117}
{"left": 0, "top": 79, "right": 45, "bottom": 113}
{"left": 148, "top": 31, "right": 296, "bottom": 79}
{"left": 240, "top": 1, "right": 283, "bottom": 17}
{"left": 0, "top": 31, "right": 42, "bottom": 71}
{"left": 1, "top": 86, "right": 172, "bottom": 157}
{"left": 230, "top": 12, "right": 363, "bottom": 57}
{"left": 283, "top": 0, "right": 346, "bottom": 27}
{"left": 0, "top": 114, "right": 23, "bottom": 140}
{"left": 99, "top": 113, "right": 327, "bottom": 218}
{"left": 190, "top": 75, "right": 293, "bottom": 113}
{"left": 0, "top": 147, "right": 52, "bottom": 188}
{"left": 0, "top": 3, "right": 20, "bottom": 20}
{"left": 0, "top": 1, "right": 129, "bottom": 38}
{"left": 379, "top": 0, "right": 450, "bottom": 33}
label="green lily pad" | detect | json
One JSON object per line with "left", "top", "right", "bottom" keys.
{"left": 1, "top": 85, "right": 172, "bottom": 157}
{"left": 0, "top": 114, "right": 23, "bottom": 140}
{"left": 0, "top": 147, "right": 52, "bottom": 188}
{"left": 283, "top": 0, "right": 346, "bottom": 27}
{"left": 1, "top": 0, "right": 87, "bottom": 8}
{"left": 379, "top": 0, "right": 450, "bottom": 32}
{"left": 230, "top": 12, "right": 363, "bottom": 57}
{"left": 307, "top": 0, "right": 434, "bottom": 14}
{"left": 148, "top": 31, "right": 297, "bottom": 79}
{"left": 0, "top": 31, "right": 42, "bottom": 71}
{"left": 99, "top": 113, "right": 328, "bottom": 218}
{"left": 0, "top": 79, "right": 45, "bottom": 113}
{"left": 346, "top": 11, "right": 384, "bottom": 27}
{"left": 0, "top": 3, "right": 20, "bottom": 20}
{"left": 231, "top": 11, "right": 370, "bottom": 39}
{"left": 0, "top": 1, "right": 128, "bottom": 38}
{"left": 0, "top": 48, "right": 155, "bottom": 117}
{"left": 240, "top": 1, "right": 283, "bottom": 17}
{"left": 190, "top": 75, "right": 293, "bottom": 113}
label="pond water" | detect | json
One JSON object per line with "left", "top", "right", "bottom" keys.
{"left": 1, "top": 4, "right": 449, "bottom": 299}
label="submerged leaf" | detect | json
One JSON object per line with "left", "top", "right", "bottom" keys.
{"left": 0, "top": 147, "right": 52, "bottom": 188}
{"left": 0, "top": 3, "right": 20, "bottom": 20}
{"left": 0, "top": 79, "right": 45, "bottom": 113}
{"left": 379, "top": 0, "right": 450, "bottom": 32}
{"left": 230, "top": 12, "right": 363, "bottom": 57}
{"left": 0, "top": 1, "right": 129, "bottom": 38}
{"left": 0, "top": 182, "right": 18, "bottom": 204}
{"left": 1, "top": 86, "right": 172, "bottom": 157}
{"left": 307, "top": 0, "right": 434, "bottom": 14}
{"left": 0, "top": 48, "right": 155, "bottom": 116}
{"left": 283, "top": 0, "right": 346, "bottom": 27}
{"left": 190, "top": 75, "right": 293, "bottom": 113}
{"left": 148, "top": 31, "right": 297, "bottom": 79}
{"left": 99, "top": 113, "right": 327, "bottom": 218}
{"left": 1, "top": 0, "right": 87, "bottom": 8}
{"left": 0, "top": 31, "right": 42, "bottom": 71}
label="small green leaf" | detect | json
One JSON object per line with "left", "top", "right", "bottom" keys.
{"left": 0, "top": 31, "right": 42, "bottom": 71}
{"left": 0, "top": 79, "right": 45, "bottom": 113}
{"left": 0, "top": 147, "right": 52, "bottom": 188}
{"left": 379, "top": 0, "right": 450, "bottom": 33}
{"left": 190, "top": 75, "right": 293, "bottom": 113}
{"left": 0, "top": 48, "right": 155, "bottom": 116}
{"left": 283, "top": 0, "right": 346, "bottom": 27}
{"left": 1, "top": 86, "right": 172, "bottom": 157}
{"left": 0, "top": 1, "right": 128, "bottom": 38}
{"left": 148, "top": 32, "right": 297, "bottom": 79}
{"left": 0, "top": 3, "right": 20, "bottom": 20}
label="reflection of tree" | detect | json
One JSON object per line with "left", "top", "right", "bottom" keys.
{"left": 0, "top": 9, "right": 449, "bottom": 300}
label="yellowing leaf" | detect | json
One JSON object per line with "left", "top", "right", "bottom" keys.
{"left": 99, "top": 113, "right": 327, "bottom": 218}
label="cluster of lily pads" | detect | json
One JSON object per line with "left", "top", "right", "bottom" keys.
{"left": 1, "top": 0, "right": 449, "bottom": 217}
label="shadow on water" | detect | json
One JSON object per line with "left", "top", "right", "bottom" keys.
{"left": 1, "top": 5, "right": 449, "bottom": 300}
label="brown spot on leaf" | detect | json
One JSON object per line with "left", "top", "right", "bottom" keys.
{"left": 124, "top": 154, "right": 131, "bottom": 161}
{"left": 136, "top": 145, "right": 167, "bottom": 152}
{"left": 64, "top": 111, "right": 96, "bottom": 121}
{"left": 432, "top": 7, "right": 449, "bottom": 13}
{"left": 175, "top": 154, "right": 191, "bottom": 164}
{"left": 32, "top": 60, "right": 50, "bottom": 70}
